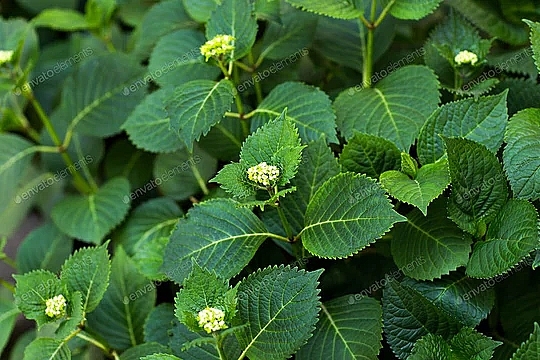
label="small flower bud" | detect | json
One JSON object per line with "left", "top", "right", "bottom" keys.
{"left": 196, "top": 307, "right": 228, "bottom": 333}
{"left": 0, "top": 50, "right": 14, "bottom": 65}
{"left": 45, "top": 294, "right": 67, "bottom": 318}
{"left": 200, "top": 35, "right": 236, "bottom": 62}
{"left": 454, "top": 50, "right": 478, "bottom": 66}
{"left": 246, "top": 162, "right": 280, "bottom": 187}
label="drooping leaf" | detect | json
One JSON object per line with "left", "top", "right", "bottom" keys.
{"left": 51, "top": 177, "right": 131, "bottom": 244}
{"left": 296, "top": 295, "right": 383, "bottom": 360}
{"left": 166, "top": 79, "right": 235, "bottom": 151}
{"left": 148, "top": 29, "right": 220, "bottom": 88}
{"left": 235, "top": 266, "right": 322, "bottom": 360}
{"left": 386, "top": 0, "right": 443, "bottom": 20}
{"left": 418, "top": 92, "right": 508, "bottom": 165}
{"left": 86, "top": 247, "right": 156, "bottom": 351}
{"left": 60, "top": 242, "right": 111, "bottom": 314}
{"left": 380, "top": 157, "right": 450, "bottom": 215}
{"left": 161, "top": 198, "right": 269, "bottom": 284}
{"left": 503, "top": 108, "right": 540, "bottom": 201}
{"left": 335, "top": 65, "right": 440, "bottom": 151}
{"left": 391, "top": 198, "right": 472, "bottom": 281}
{"left": 511, "top": 322, "right": 540, "bottom": 360}
{"left": 16, "top": 222, "right": 73, "bottom": 274}
{"left": 300, "top": 172, "right": 406, "bottom": 258}
{"left": 339, "top": 132, "right": 401, "bottom": 179}
{"left": 443, "top": 137, "right": 508, "bottom": 236}
{"left": 284, "top": 0, "right": 363, "bottom": 19}
{"left": 467, "top": 199, "right": 539, "bottom": 278}
{"left": 23, "top": 338, "right": 70, "bottom": 360}
{"left": 206, "top": 0, "right": 258, "bottom": 60}
{"left": 122, "top": 87, "right": 183, "bottom": 153}
{"left": 251, "top": 82, "right": 338, "bottom": 144}
{"left": 153, "top": 144, "right": 217, "bottom": 200}
{"left": 56, "top": 53, "right": 147, "bottom": 138}
{"left": 382, "top": 279, "right": 462, "bottom": 359}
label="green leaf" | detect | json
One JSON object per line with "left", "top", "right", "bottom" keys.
{"left": 23, "top": 338, "right": 70, "bottom": 360}
{"left": 85, "top": 0, "right": 117, "bottom": 28}
{"left": 161, "top": 198, "right": 269, "bottom": 284}
{"left": 206, "top": 0, "right": 258, "bottom": 60}
{"left": 148, "top": 29, "right": 220, "bottom": 88}
{"left": 60, "top": 242, "right": 111, "bottom": 314}
{"left": 16, "top": 0, "right": 77, "bottom": 14}
{"left": 382, "top": 279, "right": 462, "bottom": 359}
{"left": 526, "top": 20, "right": 540, "bottom": 73}
{"left": 141, "top": 355, "right": 181, "bottom": 360}
{"left": 103, "top": 139, "right": 154, "bottom": 191}
{"left": 418, "top": 92, "right": 508, "bottom": 165}
{"left": 144, "top": 303, "right": 176, "bottom": 345}
{"left": 198, "top": 116, "right": 244, "bottom": 161}
{"left": 296, "top": 295, "right": 383, "bottom": 360}
{"left": 511, "top": 322, "right": 540, "bottom": 360}
{"left": 183, "top": 0, "right": 219, "bottom": 22}
{"left": 300, "top": 172, "right": 406, "bottom": 258}
{"left": 408, "top": 333, "right": 452, "bottom": 360}
{"left": 31, "top": 8, "right": 90, "bottom": 30}
{"left": 174, "top": 263, "right": 237, "bottom": 332}
{"left": 55, "top": 291, "right": 84, "bottom": 339}
{"left": 251, "top": 82, "right": 338, "bottom": 144}
{"left": 503, "top": 108, "right": 540, "bottom": 201}
{"left": 119, "top": 343, "right": 171, "bottom": 360}
{"left": 404, "top": 273, "right": 495, "bottom": 327}
{"left": 255, "top": 0, "right": 280, "bottom": 22}
{"left": 386, "top": 0, "right": 443, "bottom": 20}
{"left": 381, "top": 157, "right": 450, "bottom": 215}
{"left": 16, "top": 222, "right": 73, "bottom": 274}
{"left": 400, "top": 152, "right": 418, "bottom": 179}
{"left": 335, "top": 65, "right": 440, "bottom": 151}
{"left": 56, "top": 53, "right": 147, "bottom": 138}
{"left": 0, "top": 296, "right": 19, "bottom": 355}
{"left": 284, "top": 0, "right": 363, "bottom": 19}
{"left": 443, "top": 137, "right": 508, "bottom": 236}
{"left": 133, "top": 0, "right": 197, "bottom": 58}
{"left": 391, "top": 198, "right": 472, "bottom": 280}
{"left": 446, "top": 0, "right": 528, "bottom": 46}
{"left": 166, "top": 79, "right": 235, "bottom": 151}
{"left": 51, "top": 177, "right": 131, "bottom": 244}
{"left": 118, "top": 197, "right": 182, "bottom": 255}
{"left": 13, "top": 270, "right": 65, "bottom": 328}
{"left": 0, "top": 134, "right": 34, "bottom": 215}
{"left": 235, "top": 266, "right": 322, "bottom": 360}
{"left": 86, "top": 247, "right": 156, "bottom": 351}
{"left": 122, "top": 88, "right": 183, "bottom": 153}
{"left": 153, "top": 144, "right": 217, "bottom": 200}
{"left": 467, "top": 199, "right": 539, "bottom": 278}
{"left": 450, "top": 327, "right": 501, "bottom": 360}
{"left": 259, "top": 7, "right": 317, "bottom": 60}
{"left": 340, "top": 132, "right": 401, "bottom": 179}
{"left": 262, "top": 138, "right": 340, "bottom": 236}
{"left": 213, "top": 109, "right": 304, "bottom": 198}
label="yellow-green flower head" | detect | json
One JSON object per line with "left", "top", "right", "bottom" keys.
{"left": 454, "top": 50, "right": 478, "bottom": 66}
{"left": 45, "top": 294, "right": 67, "bottom": 318}
{"left": 196, "top": 307, "right": 228, "bottom": 333}
{"left": 247, "top": 162, "right": 280, "bottom": 187}
{"left": 0, "top": 50, "right": 14, "bottom": 65}
{"left": 200, "top": 34, "right": 235, "bottom": 61}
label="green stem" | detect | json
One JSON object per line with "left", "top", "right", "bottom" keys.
{"left": 248, "top": 51, "right": 263, "bottom": 104}
{"left": 25, "top": 92, "right": 93, "bottom": 194}
{"left": 77, "top": 331, "right": 120, "bottom": 359}
{"left": 213, "top": 334, "right": 227, "bottom": 360}
{"left": 0, "top": 279, "right": 15, "bottom": 293}
{"left": 263, "top": 232, "right": 291, "bottom": 243}
{"left": 362, "top": 0, "right": 377, "bottom": 89}
{"left": 190, "top": 156, "right": 210, "bottom": 195}
{"left": 234, "top": 61, "right": 253, "bottom": 72}
{"left": 225, "top": 110, "right": 257, "bottom": 120}
{"left": 373, "top": 0, "right": 396, "bottom": 27}
{"left": 1, "top": 255, "right": 17, "bottom": 270}
{"left": 276, "top": 204, "right": 293, "bottom": 240}
{"left": 217, "top": 60, "right": 230, "bottom": 79}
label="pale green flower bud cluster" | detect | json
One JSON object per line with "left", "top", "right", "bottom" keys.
{"left": 45, "top": 294, "right": 67, "bottom": 318}
{"left": 247, "top": 162, "right": 280, "bottom": 186}
{"left": 200, "top": 34, "right": 235, "bottom": 62}
{"left": 454, "top": 50, "right": 478, "bottom": 66}
{"left": 196, "top": 307, "right": 228, "bottom": 333}
{"left": 0, "top": 50, "right": 14, "bottom": 65}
